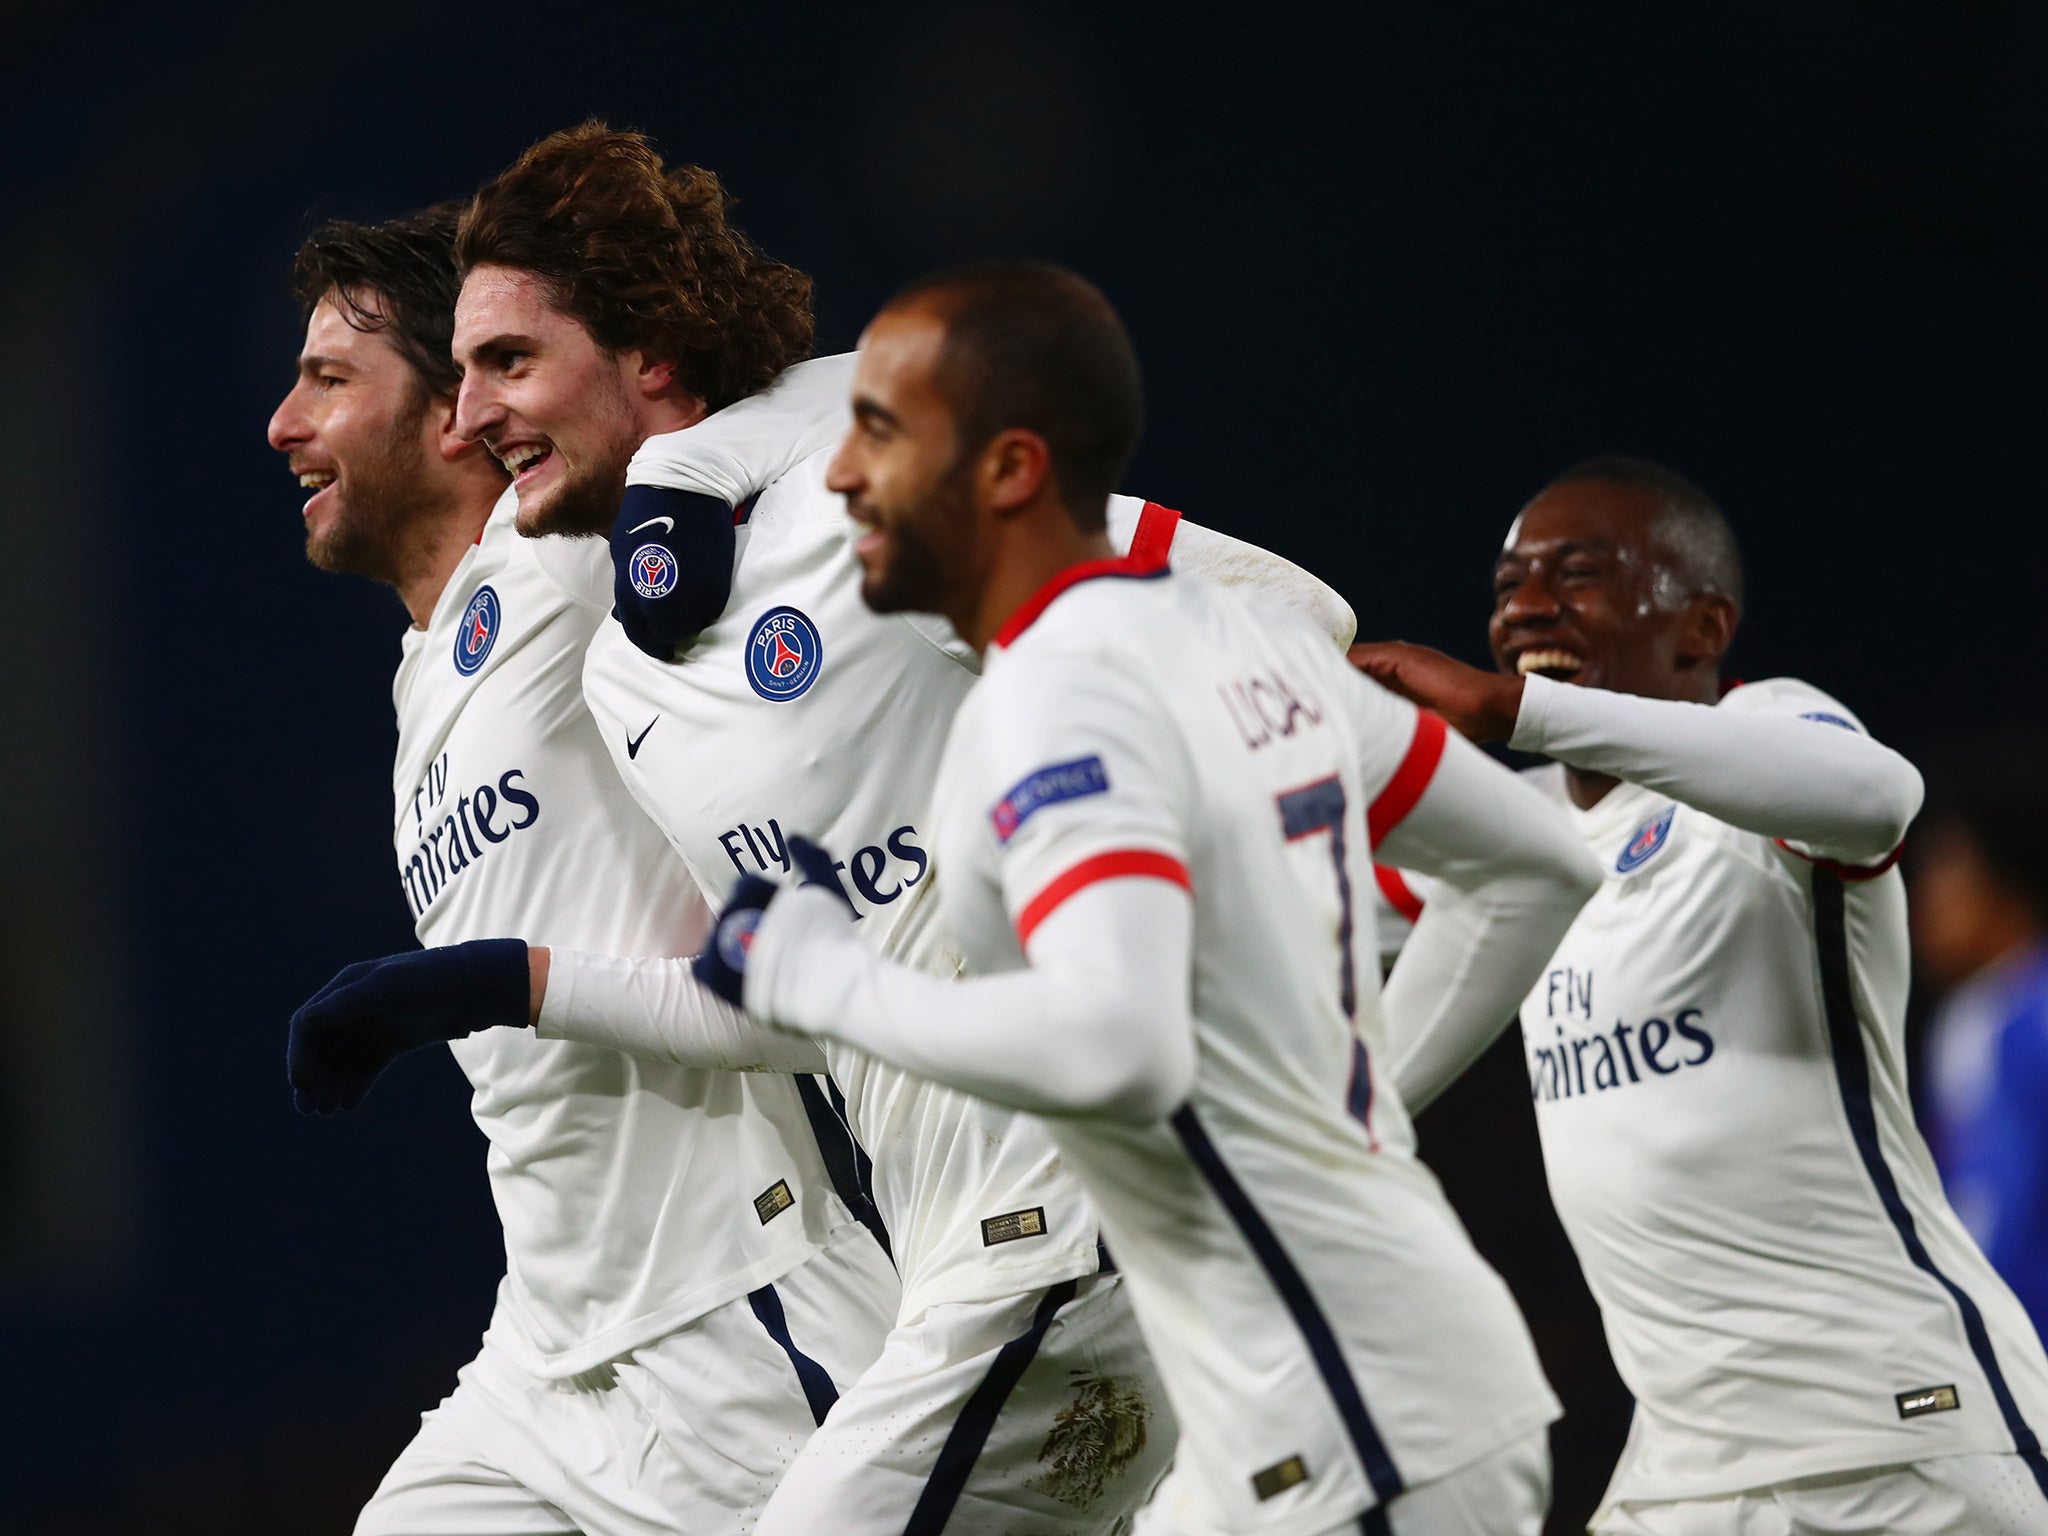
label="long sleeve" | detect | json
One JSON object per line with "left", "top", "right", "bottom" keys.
{"left": 745, "top": 879, "right": 1198, "bottom": 1125}
{"left": 1374, "top": 722, "right": 1605, "bottom": 1113}
{"left": 536, "top": 948, "right": 828, "bottom": 1074}
{"left": 1510, "top": 674, "right": 1923, "bottom": 867}
{"left": 626, "top": 353, "right": 857, "bottom": 506}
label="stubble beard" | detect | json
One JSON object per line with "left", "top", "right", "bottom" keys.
{"left": 859, "top": 460, "right": 977, "bottom": 618}
{"left": 511, "top": 370, "right": 641, "bottom": 540}
{"left": 305, "top": 392, "right": 442, "bottom": 588}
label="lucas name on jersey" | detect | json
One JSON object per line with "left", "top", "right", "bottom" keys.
{"left": 1527, "top": 963, "right": 1715, "bottom": 1104}
{"left": 398, "top": 749, "right": 543, "bottom": 920}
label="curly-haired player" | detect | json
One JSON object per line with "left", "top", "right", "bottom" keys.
{"left": 289, "top": 123, "right": 1358, "bottom": 1533}
{"left": 270, "top": 203, "right": 898, "bottom": 1536}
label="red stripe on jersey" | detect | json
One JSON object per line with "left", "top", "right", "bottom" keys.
{"left": 1016, "top": 849, "right": 1192, "bottom": 947}
{"left": 1127, "top": 501, "right": 1183, "bottom": 566}
{"left": 1776, "top": 838, "right": 1905, "bottom": 883}
{"left": 1373, "top": 864, "right": 1424, "bottom": 924}
{"left": 991, "top": 554, "right": 1170, "bottom": 649}
{"left": 1366, "top": 710, "right": 1448, "bottom": 849}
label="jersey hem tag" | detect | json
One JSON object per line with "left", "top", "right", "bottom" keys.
{"left": 1250, "top": 1454, "right": 1310, "bottom": 1501}
{"left": 980, "top": 1206, "right": 1047, "bottom": 1245}
{"left": 1896, "top": 1384, "right": 1959, "bottom": 1419}
{"left": 753, "top": 1179, "right": 795, "bottom": 1224}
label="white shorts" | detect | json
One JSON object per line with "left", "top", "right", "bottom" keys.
{"left": 355, "top": 1223, "right": 897, "bottom": 1536}
{"left": 1135, "top": 1427, "right": 1549, "bottom": 1536}
{"left": 757, "top": 1270, "right": 1175, "bottom": 1536}
{"left": 1593, "top": 1452, "right": 2048, "bottom": 1536}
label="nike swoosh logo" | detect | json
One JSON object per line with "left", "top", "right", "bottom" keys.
{"left": 627, "top": 717, "right": 659, "bottom": 760}
{"left": 628, "top": 516, "right": 675, "bottom": 536}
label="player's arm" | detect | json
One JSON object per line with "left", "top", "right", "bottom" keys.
{"left": 610, "top": 354, "right": 856, "bottom": 658}
{"left": 1109, "top": 498, "right": 1357, "bottom": 647}
{"left": 729, "top": 658, "right": 1198, "bottom": 1124}
{"left": 1354, "top": 643, "right": 1923, "bottom": 868}
{"left": 1344, "top": 677, "right": 1603, "bottom": 1113}
{"left": 284, "top": 934, "right": 825, "bottom": 1115}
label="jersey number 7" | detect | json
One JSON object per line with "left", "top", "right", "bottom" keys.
{"left": 1277, "top": 776, "right": 1357, "bottom": 1019}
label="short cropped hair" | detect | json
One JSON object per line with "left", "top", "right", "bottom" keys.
{"left": 1549, "top": 455, "right": 1746, "bottom": 616}
{"left": 888, "top": 262, "right": 1143, "bottom": 528}
{"left": 292, "top": 202, "right": 466, "bottom": 397}
{"left": 455, "top": 121, "right": 813, "bottom": 412}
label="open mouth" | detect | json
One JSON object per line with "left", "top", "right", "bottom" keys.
{"left": 497, "top": 442, "right": 554, "bottom": 483}
{"left": 1515, "top": 647, "right": 1586, "bottom": 682}
{"left": 297, "top": 467, "right": 337, "bottom": 515}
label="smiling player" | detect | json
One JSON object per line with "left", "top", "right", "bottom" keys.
{"left": 271, "top": 206, "right": 895, "bottom": 1536}
{"left": 1353, "top": 458, "right": 2048, "bottom": 1534}
{"left": 289, "top": 122, "right": 1365, "bottom": 1534}
{"left": 704, "top": 262, "right": 1606, "bottom": 1535}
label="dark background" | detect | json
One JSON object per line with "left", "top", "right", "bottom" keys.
{"left": 2, "top": 3, "right": 2041, "bottom": 1530}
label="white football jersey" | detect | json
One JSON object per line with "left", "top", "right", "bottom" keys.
{"left": 582, "top": 458, "right": 1193, "bottom": 1316}
{"left": 393, "top": 490, "right": 863, "bottom": 1378}
{"left": 1518, "top": 678, "right": 2048, "bottom": 1506}
{"left": 929, "top": 562, "right": 1559, "bottom": 1534}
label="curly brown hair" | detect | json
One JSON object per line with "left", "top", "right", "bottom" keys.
{"left": 455, "top": 121, "right": 813, "bottom": 412}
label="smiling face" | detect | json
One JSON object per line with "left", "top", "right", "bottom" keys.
{"left": 825, "top": 305, "right": 990, "bottom": 616}
{"left": 451, "top": 263, "right": 651, "bottom": 538}
{"left": 1488, "top": 477, "right": 1733, "bottom": 702}
{"left": 267, "top": 293, "right": 445, "bottom": 582}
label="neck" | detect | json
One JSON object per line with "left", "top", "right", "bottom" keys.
{"left": 398, "top": 493, "right": 498, "bottom": 629}
{"left": 956, "top": 506, "right": 1116, "bottom": 654}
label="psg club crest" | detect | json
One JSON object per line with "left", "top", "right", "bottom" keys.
{"left": 717, "top": 906, "right": 761, "bottom": 971}
{"left": 629, "top": 543, "right": 679, "bottom": 600}
{"left": 745, "top": 606, "right": 823, "bottom": 702}
{"left": 453, "top": 585, "right": 501, "bottom": 677}
{"left": 1616, "top": 804, "right": 1676, "bottom": 874}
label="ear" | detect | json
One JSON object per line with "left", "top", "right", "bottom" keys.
{"left": 980, "top": 428, "right": 1052, "bottom": 517}
{"left": 1676, "top": 592, "right": 1739, "bottom": 667}
{"left": 430, "top": 394, "right": 472, "bottom": 464}
{"left": 627, "top": 351, "right": 708, "bottom": 425}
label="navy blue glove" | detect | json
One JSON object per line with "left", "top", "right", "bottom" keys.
{"left": 690, "top": 836, "right": 855, "bottom": 1008}
{"left": 287, "top": 938, "right": 529, "bottom": 1116}
{"left": 611, "top": 485, "right": 736, "bottom": 659}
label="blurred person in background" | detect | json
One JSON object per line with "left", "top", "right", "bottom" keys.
{"left": 269, "top": 206, "right": 896, "bottom": 1536}
{"left": 1913, "top": 739, "right": 2048, "bottom": 1339}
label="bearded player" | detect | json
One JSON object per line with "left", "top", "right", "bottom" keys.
{"left": 269, "top": 206, "right": 895, "bottom": 1535}
{"left": 1353, "top": 459, "right": 2048, "bottom": 1533}
{"left": 289, "top": 124, "right": 1357, "bottom": 1534}
{"left": 696, "top": 262, "right": 1607, "bottom": 1535}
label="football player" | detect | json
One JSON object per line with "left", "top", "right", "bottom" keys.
{"left": 1352, "top": 459, "right": 2048, "bottom": 1533}
{"left": 699, "top": 262, "right": 1607, "bottom": 1534}
{"left": 291, "top": 123, "right": 1357, "bottom": 1534}
{"left": 270, "top": 207, "right": 896, "bottom": 1536}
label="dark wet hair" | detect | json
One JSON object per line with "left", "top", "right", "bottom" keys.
{"left": 291, "top": 202, "right": 466, "bottom": 397}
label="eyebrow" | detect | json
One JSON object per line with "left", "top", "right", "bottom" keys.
{"left": 459, "top": 332, "right": 540, "bottom": 363}
{"left": 850, "top": 394, "right": 902, "bottom": 429}
{"left": 1495, "top": 538, "right": 1615, "bottom": 569}
{"left": 297, "top": 353, "right": 351, "bottom": 377}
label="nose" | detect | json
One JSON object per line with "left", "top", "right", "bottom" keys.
{"left": 1499, "top": 566, "right": 1562, "bottom": 627}
{"left": 823, "top": 429, "right": 862, "bottom": 496}
{"left": 454, "top": 369, "right": 503, "bottom": 444}
{"left": 268, "top": 383, "right": 310, "bottom": 454}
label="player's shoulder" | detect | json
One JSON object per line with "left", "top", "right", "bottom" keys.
{"left": 627, "top": 354, "right": 855, "bottom": 504}
{"left": 1718, "top": 676, "right": 1870, "bottom": 734}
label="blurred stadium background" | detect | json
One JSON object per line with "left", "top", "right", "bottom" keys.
{"left": 2, "top": 3, "right": 2043, "bottom": 1530}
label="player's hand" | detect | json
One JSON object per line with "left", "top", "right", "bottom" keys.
{"left": 691, "top": 835, "right": 856, "bottom": 1011}
{"left": 287, "top": 938, "right": 530, "bottom": 1116}
{"left": 1348, "top": 641, "right": 1524, "bottom": 743}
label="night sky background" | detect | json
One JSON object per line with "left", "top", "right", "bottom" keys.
{"left": 1, "top": 3, "right": 2042, "bottom": 1531}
